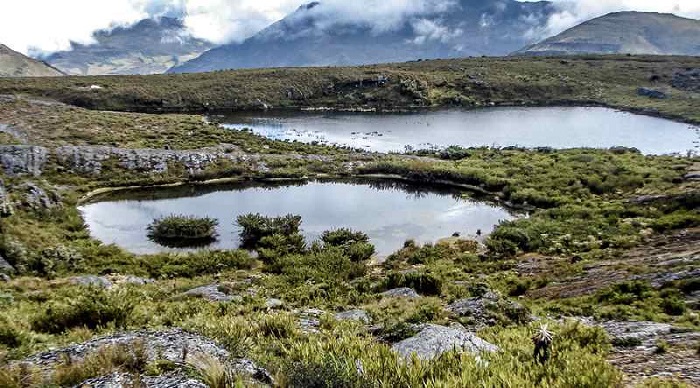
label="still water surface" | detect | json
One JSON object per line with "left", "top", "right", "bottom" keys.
{"left": 79, "top": 180, "right": 515, "bottom": 256}
{"left": 218, "top": 107, "right": 699, "bottom": 154}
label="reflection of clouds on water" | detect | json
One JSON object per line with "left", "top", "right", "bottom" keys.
{"left": 79, "top": 181, "right": 515, "bottom": 256}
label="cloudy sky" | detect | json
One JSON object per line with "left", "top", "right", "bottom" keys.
{"left": 1, "top": 0, "right": 699, "bottom": 56}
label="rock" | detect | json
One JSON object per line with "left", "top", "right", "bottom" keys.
{"left": 122, "top": 276, "right": 155, "bottom": 286}
{"left": 0, "top": 179, "right": 13, "bottom": 217}
{"left": 334, "top": 309, "right": 371, "bottom": 323}
{"left": 75, "top": 372, "right": 207, "bottom": 388}
{"left": 71, "top": 275, "right": 113, "bottom": 289}
{"left": 297, "top": 308, "right": 325, "bottom": 333}
{"left": 264, "top": 298, "right": 284, "bottom": 309}
{"left": 18, "top": 182, "right": 60, "bottom": 210}
{"left": 181, "top": 283, "right": 242, "bottom": 303}
{"left": 0, "top": 123, "right": 28, "bottom": 143}
{"left": 380, "top": 288, "right": 421, "bottom": 298}
{"left": 0, "top": 273, "right": 10, "bottom": 282}
{"left": 0, "top": 255, "right": 14, "bottom": 274}
{"left": 231, "top": 358, "right": 275, "bottom": 385}
{"left": 637, "top": 87, "right": 667, "bottom": 99}
{"left": 0, "top": 145, "right": 48, "bottom": 176}
{"left": 447, "top": 291, "right": 531, "bottom": 328}
{"left": 684, "top": 172, "right": 700, "bottom": 181}
{"left": 391, "top": 324, "right": 498, "bottom": 360}
{"left": 672, "top": 68, "right": 700, "bottom": 92}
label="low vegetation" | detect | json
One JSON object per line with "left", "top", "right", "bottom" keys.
{"left": 147, "top": 215, "right": 219, "bottom": 248}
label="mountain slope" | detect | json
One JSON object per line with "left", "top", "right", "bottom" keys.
{"left": 45, "top": 17, "right": 215, "bottom": 75}
{"left": 0, "top": 44, "right": 64, "bottom": 77}
{"left": 516, "top": 12, "right": 700, "bottom": 56}
{"left": 169, "top": 0, "right": 554, "bottom": 73}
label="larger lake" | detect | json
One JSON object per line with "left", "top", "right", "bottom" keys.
{"left": 79, "top": 180, "right": 515, "bottom": 256}
{"left": 218, "top": 107, "right": 699, "bottom": 155}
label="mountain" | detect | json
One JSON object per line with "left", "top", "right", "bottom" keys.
{"left": 516, "top": 12, "right": 700, "bottom": 56}
{"left": 169, "top": 0, "right": 554, "bottom": 73}
{"left": 0, "top": 44, "right": 64, "bottom": 77}
{"left": 44, "top": 17, "right": 216, "bottom": 75}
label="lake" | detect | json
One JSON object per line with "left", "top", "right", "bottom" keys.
{"left": 79, "top": 180, "right": 516, "bottom": 256}
{"left": 217, "top": 107, "right": 699, "bottom": 155}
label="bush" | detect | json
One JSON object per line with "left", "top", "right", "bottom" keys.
{"left": 257, "top": 233, "right": 307, "bottom": 262}
{"left": 141, "top": 250, "right": 254, "bottom": 278}
{"left": 31, "top": 289, "right": 135, "bottom": 334}
{"left": 147, "top": 215, "right": 218, "bottom": 248}
{"left": 321, "top": 229, "right": 375, "bottom": 262}
{"left": 237, "top": 213, "right": 301, "bottom": 249}
{"left": 383, "top": 271, "right": 442, "bottom": 296}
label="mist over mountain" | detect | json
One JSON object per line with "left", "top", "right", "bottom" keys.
{"left": 44, "top": 17, "right": 215, "bottom": 75}
{"left": 0, "top": 44, "right": 64, "bottom": 77}
{"left": 169, "top": 0, "right": 555, "bottom": 73}
{"left": 516, "top": 12, "right": 700, "bottom": 56}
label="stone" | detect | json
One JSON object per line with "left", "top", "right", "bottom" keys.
{"left": 264, "top": 298, "right": 284, "bottom": 309}
{"left": 181, "top": 283, "right": 242, "bottom": 303}
{"left": 391, "top": 324, "right": 498, "bottom": 360}
{"left": 672, "top": 68, "right": 700, "bottom": 92}
{"left": 684, "top": 172, "right": 700, "bottom": 181}
{"left": 0, "top": 273, "right": 10, "bottom": 282}
{"left": 0, "top": 145, "right": 48, "bottom": 176}
{"left": 0, "top": 179, "right": 13, "bottom": 217}
{"left": 0, "top": 255, "right": 14, "bottom": 274}
{"left": 19, "top": 182, "right": 60, "bottom": 210}
{"left": 637, "top": 87, "right": 667, "bottom": 99}
{"left": 297, "top": 308, "right": 325, "bottom": 333}
{"left": 334, "top": 309, "right": 371, "bottom": 323}
{"left": 380, "top": 288, "right": 420, "bottom": 298}
{"left": 122, "top": 276, "right": 155, "bottom": 286}
{"left": 71, "top": 275, "right": 113, "bottom": 289}
{"left": 75, "top": 372, "right": 207, "bottom": 388}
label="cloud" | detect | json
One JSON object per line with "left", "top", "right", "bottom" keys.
{"left": 520, "top": 0, "right": 700, "bottom": 39}
{"left": 410, "top": 19, "right": 463, "bottom": 45}
{"left": 2, "top": 0, "right": 699, "bottom": 56}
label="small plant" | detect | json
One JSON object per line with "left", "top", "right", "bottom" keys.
{"left": 147, "top": 215, "right": 218, "bottom": 248}
{"left": 189, "top": 353, "right": 244, "bottom": 388}
{"left": 532, "top": 324, "right": 554, "bottom": 364}
{"left": 611, "top": 337, "right": 642, "bottom": 348}
{"left": 654, "top": 339, "right": 670, "bottom": 354}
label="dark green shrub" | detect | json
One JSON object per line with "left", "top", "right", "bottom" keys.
{"left": 31, "top": 289, "right": 135, "bottom": 334}
{"left": 237, "top": 213, "right": 301, "bottom": 249}
{"left": 147, "top": 215, "right": 218, "bottom": 248}
{"left": 141, "top": 250, "right": 254, "bottom": 278}
{"left": 346, "top": 242, "right": 375, "bottom": 262}
{"left": 321, "top": 229, "right": 369, "bottom": 247}
{"left": 283, "top": 355, "right": 371, "bottom": 388}
{"left": 383, "top": 271, "right": 442, "bottom": 296}
{"left": 0, "top": 316, "right": 25, "bottom": 348}
{"left": 611, "top": 337, "right": 642, "bottom": 348}
{"left": 257, "top": 233, "right": 307, "bottom": 262}
{"left": 597, "top": 281, "right": 652, "bottom": 305}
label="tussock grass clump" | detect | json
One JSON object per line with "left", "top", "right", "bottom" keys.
{"left": 237, "top": 213, "right": 301, "bottom": 249}
{"left": 31, "top": 288, "right": 135, "bottom": 334}
{"left": 147, "top": 215, "right": 218, "bottom": 248}
{"left": 52, "top": 341, "right": 148, "bottom": 387}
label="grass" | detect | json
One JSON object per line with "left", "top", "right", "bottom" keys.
{"left": 147, "top": 215, "right": 219, "bottom": 248}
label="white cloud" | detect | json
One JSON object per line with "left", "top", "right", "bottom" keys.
{"left": 410, "top": 19, "right": 463, "bottom": 45}
{"left": 1, "top": 0, "right": 699, "bottom": 56}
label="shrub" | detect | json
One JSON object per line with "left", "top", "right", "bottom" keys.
{"left": 257, "top": 233, "right": 306, "bottom": 263}
{"left": 141, "top": 250, "right": 254, "bottom": 278}
{"left": 52, "top": 342, "right": 148, "bottom": 387}
{"left": 383, "top": 271, "right": 442, "bottom": 296}
{"left": 237, "top": 213, "right": 301, "bottom": 249}
{"left": 147, "top": 215, "right": 218, "bottom": 248}
{"left": 31, "top": 289, "right": 136, "bottom": 334}
{"left": 321, "top": 229, "right": 369, "bottom": 247}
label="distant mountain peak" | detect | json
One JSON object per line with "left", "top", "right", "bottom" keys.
{"left": 170, "top": 0, "right": 554, "bottom": 73}
{"left": 515, "top": 11, "right": 700, "bottom": 57}
{"left": 0, "top": 44, "right": 64, "bottom": 77}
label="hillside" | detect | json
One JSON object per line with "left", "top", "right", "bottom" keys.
{"left": 0, "top": 44, "right": 64, "bottom": 77}
{"left": 44, "top": 17, "right": 215, "bottom": 75}
{"left": 169, "top": 0, "right": 554, "bottom": 73}
{"left": 516, "top": 12, "right": 700, "bottom": 56}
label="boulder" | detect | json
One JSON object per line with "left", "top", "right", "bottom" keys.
{"left": 71, "top": 275, "right": 113, "bottom": 289}
{"left": 122, "top": 276, "right": 155, "bottom": 286}
{"left": 334, "top": 309, "right": 371, "bottom": 323}
{"left": 264, "top": 298, "right": 284, "bottom": 309}
{"left": 181, "top": 283, "right": 242, "bottom": 303}
{"left": 19, "top": 182, "right": 60, "bottom": 210}
{"left": 0, "top": 273, "right": 10, "bottom": 282}
{"left": 672, "top": 68, "right": 700, "bottom": 92}
{"left": 0, "top": 255, "right": 14, "bottom": 274}
{"left": 75, "top": 372, "right": 207, "bottom": 388}
{"left": 0, "top": 179, "right": 13, "bottom": 217}
{"left": 0, "top": 145, "right": 48, "bottom": 176}
{"left": 637, "top": 87, "right": 667, "bottom": 99}
{"left": 380, "top": 288, "right": 420, "bottom": 298}
{"left": 391, "top": 324, "right": 498, "bottom": 360}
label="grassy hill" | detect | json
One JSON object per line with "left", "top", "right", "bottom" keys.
{"left": 0, "top": 44, "right": 64, "bottom": 77}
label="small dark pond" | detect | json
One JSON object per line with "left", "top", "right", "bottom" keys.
{"left": 217, "top": 107, "right": 699, "bottom": 155}
{"left": 79, "top": 180, "right": 516, "bottom": 256}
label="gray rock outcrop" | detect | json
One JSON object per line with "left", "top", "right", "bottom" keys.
{"left": 0, "top": 145, "right": 48, "bottom": 176}
{"left": 672, "top": 68, "right": 700, "bottom": 92}
{"left": 19, "top": 182, "right": 61, "bottom": 210}
{"left": 334, "top": 309, "right": 371, "bottom": 323}
{"left": 75, "top": 372, "right": 207, "bottom": 388}
{"left": 637, "top": 87, "right": 667, "bottom": 99}
{"left": 0, "top": 179, "right": 13, "bottom": 216}
{"left": 380, "top": 288, "right": 420, "bottom": 298}
{"left": 0, "top": 255, "right": 14, "bottom": 274}
{"left": 181, "top": 283, "right": 242, "bottom": 302}
{"left": 70, "top": 275, "right": 113, "bottom": 289}
{"left": 391, "top": 324, "right": 498, "bottom": 360}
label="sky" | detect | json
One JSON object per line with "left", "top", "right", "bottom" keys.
{"left": 1, "top": 0, "right": 699, "bottom": 56}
